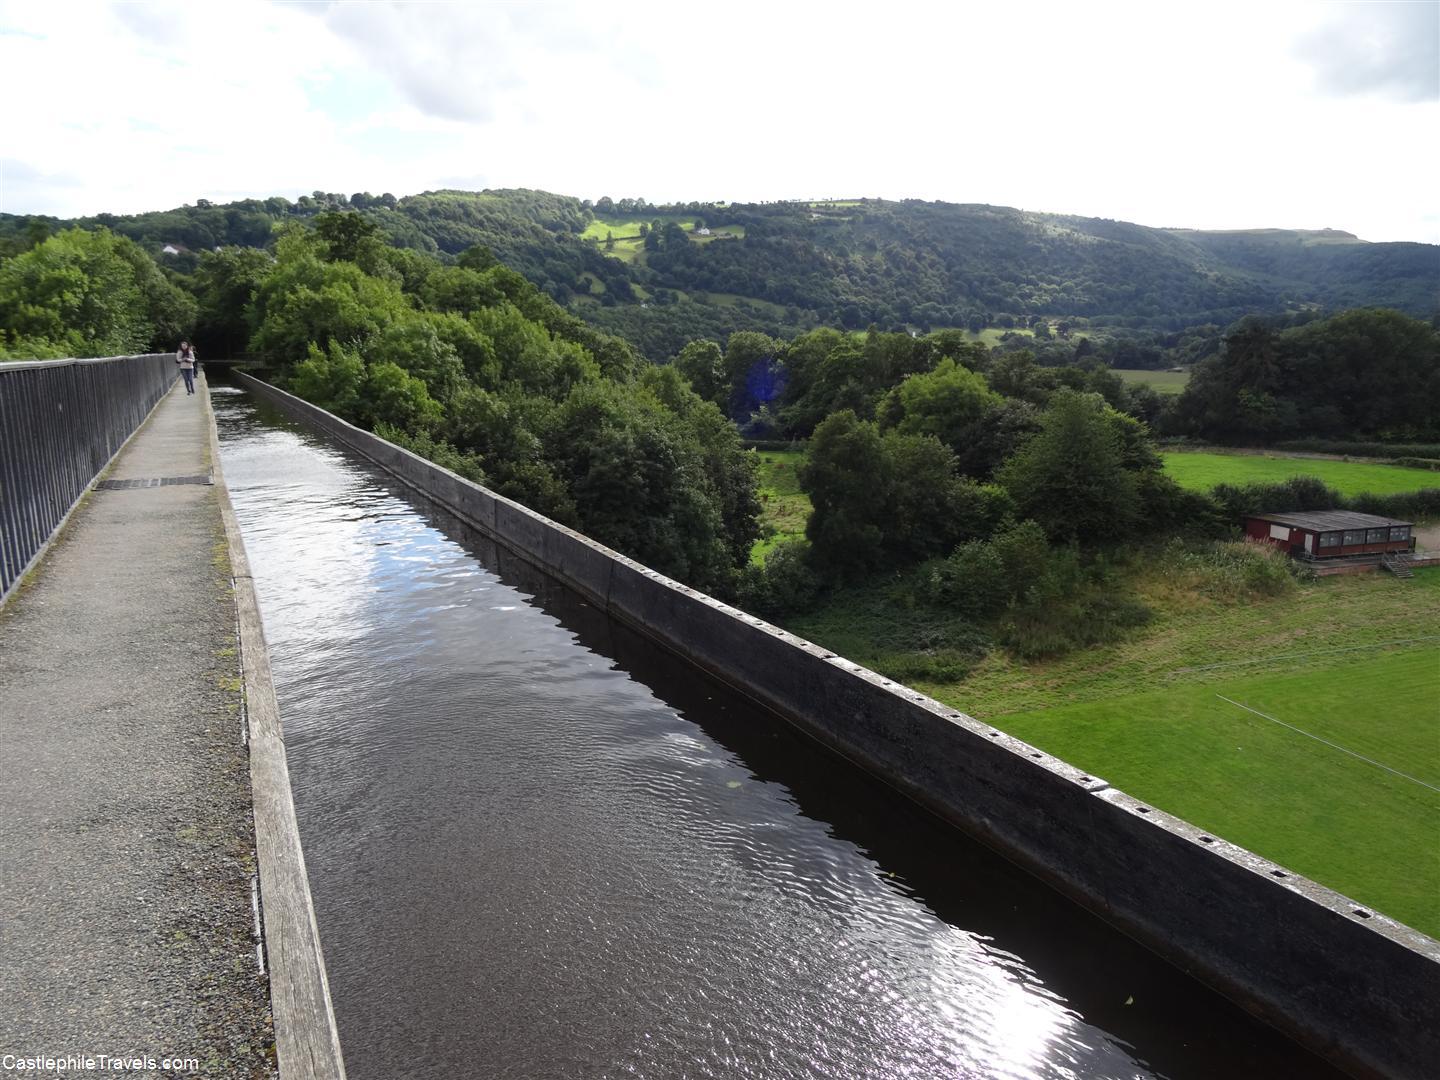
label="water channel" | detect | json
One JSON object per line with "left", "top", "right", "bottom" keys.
{"left": 212, "top": 384, "right": 1342, "bottom": 1080}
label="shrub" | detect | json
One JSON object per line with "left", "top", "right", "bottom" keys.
{"left": 998, "top": 586, "right": 1152, "bottom": 660}
{"left": 930, "top": 520, "right": 1052, "bottom": 617}
{"left": 1274, "top": 439, "right": 1440, "bottom": 459}
{"left": 1159, "top": 538, "right": 1301, "bottom": 602}
{"left": 1201, "top": 478, "right": 1440, "bottom": 534}
{"left": 373, "top": 423, "right": 487, "bottom": 485}
{"left": 736, "top": 538, "right": 822, "bottom": 619}
{"left": 1137, "top": 472, "right": 1227, "bottom": 537}
{"left": 929, "top": 520, "right": 1153, "bottom": 660}
{"left": 1209, "top": 476, "right": 1342, "bottom": 520}
{"left": 930, "top": 541, "right": 1007, "bottom": 617}
{"left": 876, "top": 643, "right": 986, "bottom": 684}
{"left": 1345, "top": 488, "right": 1440, "bottom": 519}
{"left": 742, "top": 439, "right": 807, "bottom": 453}
{"left": 992, "top": 519, "right": 1052, "bottom": 596}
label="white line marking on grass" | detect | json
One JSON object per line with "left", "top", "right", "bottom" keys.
{"left": 1216, "top": 695, "right": 1440, "bottom": 794}
{"left": 1174, "top": 636, "right": 1440, "bottom": 675}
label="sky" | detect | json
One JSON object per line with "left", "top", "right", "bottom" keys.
{"left": 1, "top": 0, "right": 1437, "bottom": 243}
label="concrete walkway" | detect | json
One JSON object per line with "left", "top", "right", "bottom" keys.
{"left": 0, "top": 377, "right": 276, "bottom": 1078}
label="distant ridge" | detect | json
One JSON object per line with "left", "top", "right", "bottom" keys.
{"left": 3, "top": 188, "right": 1434, "bottom": 358}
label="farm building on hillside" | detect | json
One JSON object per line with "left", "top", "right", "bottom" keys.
{"left": 1244, "top": 510, "right": 1414, "bottom": 559}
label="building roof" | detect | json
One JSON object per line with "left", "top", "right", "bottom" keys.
{"left": 1247, "top": 510, "right": 1413, "bottom": 531}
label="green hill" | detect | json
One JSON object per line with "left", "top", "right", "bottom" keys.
{"left": 4, "top": 189, "right": 1434, "bottom": 359}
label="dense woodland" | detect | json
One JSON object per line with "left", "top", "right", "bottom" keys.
{"left": 2, "top": 195, "right": 1437, "bottom": 662}
{"left": 3, "top": 187, "right": 1435, "bottom": 360}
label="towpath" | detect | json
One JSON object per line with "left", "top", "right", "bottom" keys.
{"left": 0, "top": 376, "right": 276, "bottom": 1078}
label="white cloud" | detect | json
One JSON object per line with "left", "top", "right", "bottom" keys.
{"left": 1296, "top": 0, "right": 1439, "bottom": 103}
{"left": 314, "top": 1, "right": 635, "bottom": 123}
{"left": 0, "top": 0, "right": 1436, "bottom": 243}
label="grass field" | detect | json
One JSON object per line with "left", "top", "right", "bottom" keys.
{"left": 580, "top": 212, "right": 693, "bottom": 242}
{"left": 909, "top": 564, "right": 1440, "bottom": 935}
{"left": 708, "top": 291, "right": 787, "bottom": 316}
{"left": 1116, "top": 368, "right": 1189, "bottom": 394}
{"left": 988, "top": 647, "right": 1440, "bottom": 935}
{"left": 751, "top": 449, "right": 810, "bottom": 563}
{"left": 750, "top": 434, "right": 1440, "bottom": 930}
{"left": 694, "top": 225, "right": 746, "bottom": 243}
{"left": 1163, "top": 451, "right": 1440, "bottom": 495}
{"left": 745, "top": 436, "right": 1440, "bottom": 932}
{"left": 579, "top": 216, "right": 741, "bottom": 264}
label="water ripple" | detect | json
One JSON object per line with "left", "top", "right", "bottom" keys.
{"left": 213, "top": 390, "right": 1339, "bottom": 1080}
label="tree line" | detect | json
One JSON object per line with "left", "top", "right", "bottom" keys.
{"left": 0, "top": 215, "right": 760, "bottom": 599}
{"left": 5, "top": 188, "right": 1433, "bottom": 365}
{"left": 2, "top": 208, "right": 1434, "bottom": 667}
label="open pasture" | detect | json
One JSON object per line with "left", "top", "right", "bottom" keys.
{"left": 987, "top": 644, "right": 1440, "bottom": 936}
{"left": 924, "top": 564, "right": 1440, "bottom": 936}
{"left": 1162, "top": 451, "right": 1440, "bottom": 496}
{"left": 1115, "top": 368, "right": 1189, "bottom": 394}
{"left": 583, "top": 215, "right": 740, "bottom": 263}
{"left": 750, "top": 449, "right": 811, "bottom": 563}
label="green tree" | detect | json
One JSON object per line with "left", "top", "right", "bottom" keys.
{"left": 362, "top": 360, "right": 444, "bottom": 432}
{"left": 0, "top": 227, "right": 194, "bottom": 358}
{"left": 314, "top": 210, "right": 388, "bottom": 274}
{"left": 673, "top": 338, "right": 727, "bottom": 407}
{"left": 549, "top": 379, "right": 731, "bottom": 590}
{"left": 247, "top": 226, "right": 409, "bottom": 363}
{"left": 641, "top": 364, "right": 761, "bottom": 573}
{"left": 881, "top": 431, "right": 1012, "bottom": 561}
{"left": 996, "top": 390, "right": 1141, "bottom": 543}
{"left": 193, "top": 246, "right": 271, "bottom": 358}
{"left": 366, "top": 318, "right": 467, "bottom": 406}
{"left": 288, "top": 340, "right": 365, "bottom": 417}
{"left": 1283, "top": 308, "right": 1439, "bottom": 439}
{"left": 775, "top": 328, "right": 851, "bottom": 436}
{"left": 878, "top": 357, "right": 1003, "bottom": 449}
{"left": 799, "top": 410, "right": 889, "bottom": 578}
{"left": 723, "top": 331, "right": 785, "bottom": 420}
{"left": 779, "top": 340, "right": 872, "bottom": 435}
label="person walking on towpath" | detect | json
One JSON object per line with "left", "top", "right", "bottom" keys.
{"left": 176, "top": 340, "right": 196, "bottom": 395}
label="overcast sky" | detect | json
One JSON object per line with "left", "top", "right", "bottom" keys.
{"left": 1, "top": 0, "right": 1436, "bottom": 242}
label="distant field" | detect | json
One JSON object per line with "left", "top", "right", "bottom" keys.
{"left": 581, "top": 212, "right": 694, "bottom": 242}
{"left": 909, "top": 325, "right": 1101, "bottom": 346}
{"left": 751, "top": 449, "right": 810, "bottom": 563}
{"left": 708, "top": 291, "right": 787, "bottom": 316}
{"left": 1162, "top": 451, "right": 1439, "bottom": 495}
{"left": 694, "top": 225, "right": 745, "bottom": 242}
{"left": 971, "top": 327, "right": 1028, "bottom": 346}
{"left": 1116, "top": 368, "right": 1189, "bottom": 394}
{"left": 581, "top": 216, "right": 741, "bottom": 264}
{"left": 911, "top": 326, "right": 1032, "bottom": 345}
{"left": 595, "top": 237, "right": 646, "bottom": 263}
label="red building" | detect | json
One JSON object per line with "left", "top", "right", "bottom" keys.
{"left": 1243, "top": 510, "right": 1415, "bottom": 559}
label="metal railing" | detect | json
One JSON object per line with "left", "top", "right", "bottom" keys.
{"left": 0, "top": 354, "right": 176, "bottom": 601}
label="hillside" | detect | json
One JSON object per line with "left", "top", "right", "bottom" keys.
{"left": 3, "top": 189, "right": 1435, "bottom": 359}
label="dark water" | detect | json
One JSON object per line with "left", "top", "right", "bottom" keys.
{"left": 213, "top": 385, "right": 1341, "bottom": 1080}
